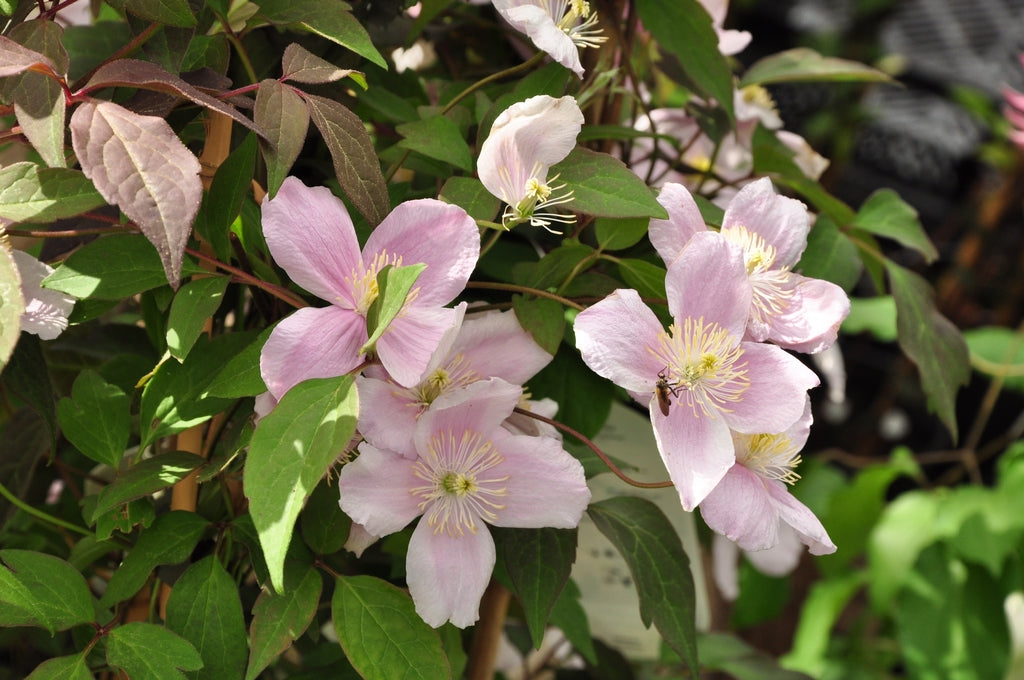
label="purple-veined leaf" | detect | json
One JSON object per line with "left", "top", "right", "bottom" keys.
{"left": 281, "top": 43, "right": 364, "bottom": 86}
{"left": 80, "top": 59, "right": 261, "bottom": 136}
{"left": 0, "top": 35, "right": 61, "bottom": 78}
{"left": 254, "top": 79, "right": 309, "bottom": 199}
{"left": 70, "top": 100, "right": 202, "bottom": 287}
{"left": 2, "top": 20, "right": 69, "bottom": 168}
{"left": 303, "top": 93, "right": 389, "bottom": 226}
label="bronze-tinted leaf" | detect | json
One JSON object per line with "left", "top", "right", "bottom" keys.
{"left": 80, "top": 59, "right": 262, "bottom": 137}
{"left": 0, "top": 34, "right": 61, "bottom": 79}
{"left": 254, "top": 79, "right": 309, "bottom": 199}
{"left": 70, "top": 101, "right": 201, "bottom": 287}
{"left": 281, "top": 43, "right": 361, "bottom": 85}
{"left": 303, "top": 93, "right": 388, "bottom": 226}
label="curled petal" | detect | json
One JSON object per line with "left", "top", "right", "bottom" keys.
{"left": 494, "top": 3, "right": 584, "bottom": 77}
{"left": 261, "top": 176, "right": 362, "bottom": 305}
{"left": 260, "top": 306, "right": 367, "bottom": 399}
{"left": 766, "top": 481, "right": 836, "bottom": 555}
{"left": 762, "top": 273, "right": 850, "bottom": 354}
{"left": 721, "top": 178, "right": 810, "bottom": 268}
{"left": 406, "top": 520, "right": 495, "bottom": 628}
{"left": 699, "top": 464, "right": 778, "bottom": 551}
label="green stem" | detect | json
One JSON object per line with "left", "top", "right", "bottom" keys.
{"left": 479, "top": 228, "right": 503, "bottom": 258}
{"left": 0, "top": 480, "right": 91, "bottom": 537}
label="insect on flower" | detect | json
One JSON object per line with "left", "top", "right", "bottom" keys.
{"left": 655, "top": 369, "right": 682, "bottom": 417}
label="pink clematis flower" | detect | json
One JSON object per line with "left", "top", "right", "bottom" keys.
{"left": 338, "top": 378, "right": 591, "bottom": 627}
{"left": 356, "top": 308, "right": 554, "bottom": 456}
{"left": 699, "top": 399, "right": 835, "bottom": 555}
{"left": 478, "top": 95, "right": 583, "bottom": 231}
{"left": 650, "top": 178, "right": 849, "bottom": 354}
{"left": 11, "top": 249, "right": 75, "bottom": 340}
{"left": 258, "top": 177, "right": 480, "bottom": 398}
{"left": 492, "top": 0, "right": 606, "bottom": 78}
{"left": 711, "top": 529, "right": 803, "bottom": 601}
{"left": 574, "top": 231, "right": 819, "bottom": 511}
{"left": 698, "top": 0, "right": 751, "bottom": 56}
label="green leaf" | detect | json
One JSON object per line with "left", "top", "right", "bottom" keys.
{"left": 256, "top": 0, "right": 385, "bottom": 68}
{"left": 246, "top": 566, "right": 322, "bottom": 680}
{"left": 362, "top": 263, "right": 427, "bottom": 354}
{"left": 0, "top": 550, "right": 95, "bottom": 633}
{"left": 43, "top": 234, "right": 203, "bottom": 301}
{"left": 24, "top": 653, "right": 93, "bottom": 680}
{"left": 140, "top": 332, "right": 254, "bottom": 446}
{"left": 166, "top": 277, "right": 230, "bottom": 361}
{"left": 106, "top": 622, "right": 204, "bottom": 680}
{"left": 102, "top": 510, "right": 210, "bottom": 607}
{"left": 517, "top": 243, "right": 594, "bottom": 291}
{"left": 245, "top": 375, "right": 359, "bottom": 592}
{"left": 963, "top": 326, "right": 1024, "bottom": 392}
{"left": 781, "top": 572, "right": 865, "bottom": 677}
{"left": 0, "top": 246, "right": 25, "bottom": 372}
{"left": 165, "top": 556, "right": 248, "bottom": 680}
{"left": 332, "top": 575, "right": 451, "bottom": 680}
{"left": 304, "top": 94, "right": 389, "bottom": 227}
{"left": 108, "top": 0, "right": 196, "bottom": 26}
{"left": 618, "top": 258, "right": 666, "bottom": 300}
{"left": 740, "top": 47, "right": 893, "bottom": 88}
{"left": 587, "top": 496, "right": 698, "bottom": 676}
{"left": 512, "top": 296, "right": 564, "bottom": 356}
{"left": 842, "top": 296, "right": 897, "bottom": 342}
{"left": 698, "top": 632, "right": 814, "bottom": 679}
{"left": 439, "top": 176, "right": 500, "bottom": 222}
{"left": 797, "top": 215, "right": 862, "bottom": 292}
{"left": 397, "top": 115, "right": 473, "bottom": 171}
{"left": 56, "top": 369, "right": 130, "bottom": 468}
{"left": 635, "top": 0, "right": 734, "bottom": 121}
{"left": 594, "top": 217, "right": 649, "bottom": 251}
{"left": 496, "top": 527, "right": 577, "bottom": 649}
{"left": 205, "top": 328, "right": 270, "bottom": 398}
{"left": 867, "top": 490, "right": 941, "bottom": 610}
{"left": 887, "top": 263, "right": 969, "bottom": 441}
{"left": 255, "top": 79, "right": 310, "bottom": 199}
{"left": 205, "top": 133, "right": 257, "bottom": 250}
{"left": 300, "top": 479, "right": 352, "bottom": 555}
{"left": 529, "top": 349, "right": 613, "bottom": 439}
{"left": 89, "top": 452, "right": 206, "bottom": 523}
{"left": 852, "top": 189, "right": 938, "bottom": 263}
{"left": 0, "top": 163, "right": 105, "bottom": 222}
{"left": 550, "top": 148, "right": 668, "bottom": 219}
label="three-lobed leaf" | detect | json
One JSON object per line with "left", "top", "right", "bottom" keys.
{"left": 332, "top": 574, "right": 451, "bottom": 680}
{"left": 244, "top": 375, "right": 359, "bottom": 592}
{"left": 56, "top": 369, "right": 130, "bottom": 468}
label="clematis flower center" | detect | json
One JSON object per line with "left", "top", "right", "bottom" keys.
{"left": 650, "top": 318, "right": 750, "bottom": 417}
{"left": 723, "top": 225, "right": 795, "bottom": 326}
{"left": 344, "top": 249, "right": 423, "bottom": 317}
{"left": 411, "top": 354, "right": 483, "bottom": 408}
{"left": 735, "top": 432, "right": 802, "bottom": 484}
{"left": 554, "top": 0, "right": 606, "bottom": 48}
{"left": 723, "top": 225, "right": 777, "bottom": 275}
{"left": 410, "top": 430, "right": 509, "bottom": 537}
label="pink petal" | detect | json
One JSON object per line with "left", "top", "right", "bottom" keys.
{"left": 343, "top": 522, "right": 380, "bottom": 557}
{"left": 261, "top": 177, "right": 362, "bottom": 305}
{"left": 649, "top": 183, "right": 707, "bottom": 266}
{"left": 699, "top": 464, "right": 779, "bottom": 551}
{"left": 478, "top": 95, "right": 584, "bottom": 204}
{"left": 717, "top": 28, "right": 751, "bottom": 56}
{"left": 363, "top": 200, "right": 479, "bottom": 306}
{"left": 745, "top": 525, "right": 803, "bottom": 575}
{"left": 665, "top": 231, "right": 750, "bottom": 336}
{"left": 725, "top": 342, "right": 819, "bottom": 434}
{"left": 494, "top": 4, "right": 584, "bottom": 77}
{"left": 13, "top": 250, "right": 74, "bottom": 340}
{"left": 454, "top": 309, "right": 553, "bottom": 385}
{"left": 765, "top": 274, "right": 850, "bottom": 354}
{"left": 415, "top": 378, "right": 523, "bottom": 455}
{"left": 721, "top": 178, "right": 810, "bottom": 268}
{"left": 489, "top": 431, "right": 590, "bottom": 528}
{"left": 766, "top": 480, "right": 836, "bottom": 555}
{"left": 259, "top": 306, "right": 367, "bottom": 399}
{"left": 355, "top": 375, "right": 421, "bottom": 458}
{"left": 376, "top": 303, "right": 465, "bottom": 388}
{"left": 406, "top": 519, "right": 495, "bottom": 628}
{"left": 574, "top": 288, "right": 665, "bottom": 394}
{"left": 337, "top": 444, "right": 422, "bottom": 538}
{"left": 711, "top": 534, "right": 741, "bottom": 601}
{"left": 651, "top": 402, "right": 735, "bottom": 511}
